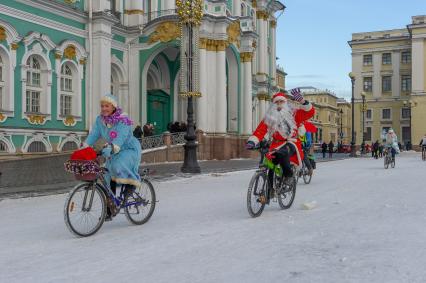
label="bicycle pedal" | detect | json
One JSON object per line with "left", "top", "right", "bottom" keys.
{"left": 258, "top": 195, "right": 267, "bottom": 205}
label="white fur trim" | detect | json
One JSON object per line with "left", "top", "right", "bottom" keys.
{"left": 112, "top": 144, "right": 121, "bottom": 154}
{"left": 273, "top": 140, "right": 303, "bottom": 168}
{"left": 299, "top": 101, "right": 312, "bottom": 111}
{"left": 272, "top": 96, "right": 287, "bottom": 103}
{"left": 248, "top": 135, "right": 259, "bottom": 145}
{"left": 100, "top": 96, "right": 118, "bottom": 108}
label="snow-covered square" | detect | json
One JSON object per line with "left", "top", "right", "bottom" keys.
{"left": 1, "top": 153, "right": 426, "bottom": 283}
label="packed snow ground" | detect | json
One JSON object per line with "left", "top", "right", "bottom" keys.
{"left": 1, "top": 153, "right": 426, "bottom": 283}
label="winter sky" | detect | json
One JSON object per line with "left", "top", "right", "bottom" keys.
{"left": 276, "top": 0, "right": 426, "bottom": 100}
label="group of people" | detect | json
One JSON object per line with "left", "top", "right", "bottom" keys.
{"left": 321, "top": 141, "right": 335, "bottom": 158}
{"left": 363, "top": 129, "right": 401, "bottom": 160}
{"left": 133, "top": 123, "right": 156, "bottom": 139}
{"left": 167, "top": 121, "right": 189, "bottom": 133}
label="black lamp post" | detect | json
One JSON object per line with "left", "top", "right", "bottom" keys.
{"left": 361, "top": 92, "right": 366, "bottom": 144}
{"left": 349, "top": 72, "right": 356, "bottom": 157}
{"left": 177, "top": 0, "right": 202, "bottom": 173}
{"left": 339, "top": 108, "right": 343, "bottom": 145}
{"left": 403, "top": 100, "right": 415, "bottom": 148}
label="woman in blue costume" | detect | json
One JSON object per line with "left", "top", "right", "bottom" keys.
{"left": 85, "top": 94, "right": 142, "bottom": 204}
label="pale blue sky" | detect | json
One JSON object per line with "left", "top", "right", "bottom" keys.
{"left": 275, "top": 0, "right": 426, "bottom": 99}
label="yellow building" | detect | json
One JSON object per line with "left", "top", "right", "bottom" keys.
{"left": 276, "top": 65, "right": 286, "bottom": 92}
{"left": 348, "top": 15, "right": 426, "bottom": 148}
{"left": 301, "top": 88, "right": 350, "bottom": 144}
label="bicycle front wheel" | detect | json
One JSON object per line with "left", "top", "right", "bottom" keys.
{"left": 247, "top": 171, "right": 267, "bottom": 218}
{"left": 384, "top": 156, "right": 389, "bottom": 169}
{"left": 278, "top": 176, "right": 296, "bottom": 209}
{"left": 391, "top": 158, "right": 395, "bottom": 168}
{"left": 302, "top": 166, "right": 312, "bottom": 184}
{"left": 124, "top": 179, "right": 156, "bottom": 225}
{"left": 64, "top": 183, "right": 106, "bottom": 237}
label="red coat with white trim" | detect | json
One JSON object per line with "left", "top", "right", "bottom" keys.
{"left": 248, "top": 102, "right": 315, "bottom": 166}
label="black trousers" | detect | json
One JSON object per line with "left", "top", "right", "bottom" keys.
{"left": 268, "top": 143, "right": 296, "bottom": 184}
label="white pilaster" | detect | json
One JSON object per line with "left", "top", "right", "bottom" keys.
{"left": 412, "top": 38, "right": 425, "bottom": 94}
{"left": 392, "top": 51, "right": 401, "bottom": 97}
{"left": 242, "top": 61, "right": 253, "bottom": 134}
{"left": 196, "top": 47, "right": 208, "bottom": 131}
{"left": 216, "top": 50, "right": 227, "bottom": 133}
{"left": 373, "top": 53, "right": 381, "bottom": 98}
{"left": 206, "top": 50, "right": 217, "bottom": 132}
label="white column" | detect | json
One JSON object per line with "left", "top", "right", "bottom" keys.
{"left": 196, "top": 46, "right": 208, "bottom": 131}
{"left": 163, "top": 0, "right": 174, "bottom": 10}
{"left": 216, "top": 48, "right": 227, "bottom": 133}
{"left": 412, "top": 38, "right": 425, "bottom": 94}
{"left": 257, "top": 12, "right": 268, "bottom": 76}
{"left": 392, "top": 51, "right": 401, "bottom": 97}
{"left": 373, "top": 53, "right": 381, "bottom": 98}
{"left": 270, "top": 21, "right": 277, "bottom": 83}
{"left": 233, "top": 0, "right": 241, "bottom": 16}
{"left": 91, "top": 20, "right": 113, "bottom": 125}
{"left": 259, "top": 98, "right": 266, "bottom": 121}
{"left": 242, "top": 57, "right": 253, "bottom": 135}
{"left": 206, "top": 49, "right": 217, "bottom": 132}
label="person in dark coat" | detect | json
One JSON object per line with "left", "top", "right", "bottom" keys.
{"left": 133, "top": 125, "right": 143, "bottom": 140}
{"left": 379, "top": 143, "right": 384, "bottom": 157}
{"left": 328, "top": 141, "right": 334, "bottom": 158}
{"left": 321, "top": 142, "right": 328, "bottom": 158}
{"left": 372, "top": 140, "right": 379, "bottom": 159}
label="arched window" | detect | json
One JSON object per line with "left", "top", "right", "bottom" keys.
{"left": 241, "top": 4, "right": 245, "bottom": 16}
{"left": 0, "top": 140, "right": 7, "bottom": 152}
{"left": 27, "top": 141, "right": 47, "bottom": 153}
{"left": 25, "top": 56, "right": 42, "bottom": 113}
{"left": 0, "top": 55, "right": 3, "bottom": 110}
{"left": 60, "top": 64, "right": 73, "bottom": 116}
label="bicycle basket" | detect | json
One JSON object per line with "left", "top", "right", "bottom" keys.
{"left": 64, "top": 159, "right": 102, "bottom": 181}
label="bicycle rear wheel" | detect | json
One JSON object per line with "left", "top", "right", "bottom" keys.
{"left": 247, "top": 171, "right": 267, "bottom": 217}
{"left": 278, "top": 176, "right": 296, "bottom": 209}
{"left": 391, "top": 158, "right": 395, "bottom": 168}
{"left": 384, "top": 155, "right": 389, "bottom": 169}
{"left": 124, "top": 179, "right": 156, "bottom": 225}
{"left": 302, "top": 166, "right": 312, "bottom": 184}
{"left": 64, "top": 183, "right": 106, "bottom": 237}
{"left": 422, "top": 149, "right": 426, "bottom": 161}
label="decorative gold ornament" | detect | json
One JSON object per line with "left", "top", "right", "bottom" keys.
{"left": 79, "top": 58, "right": 86, "bottom": 65}
{"left": 257, "top": 92, "right": 270, "bottom": 101}
{"left": 0, "top": 113, "right": 6, "bottom": 123}
{"left": 64, "top": 116, "right": 76, "bottom": 127}
{"left": 256, "top": 10, "right": 269, "bottom": 20}
{"left": 0, "top": 26, "right": 6, "bottom": 41}
{"left": 240, "top": 52, "right": 253, "bottom": 62}
{"left": 124, "top": 9, "right": 144, "bottom": 15}
{"left": 64, "top": 45, "right": 77, "bottom": 60}
{"left": 270, "top": 20, "right": 277, "bottom": 28}
{"left": 148, "top": 22, "right": 180, "bottom": 44}
{"left": 227, "top": 21, "right": 241, "bottom": 47}
{"left": 252, "top": 40, "right": 257, "bottom": 49}
{"left": 27, "top": 114, "right": 46, "bottom": 125}
{"left": 205, "top": 39, "right": 228, "bottom": 52}
{"left": 252, "top": 0, "right": 257, "bottom": 8}
{"left": 199, "top": 38, "right": 208, "bottom": 49}
{"left": 55, "top": 53, "right": 62, "bottom": 60}
{"left": 176, "top": 0, "right": 204, "bottom": 26}
{"left": 11, "top": 43, "right": 19, "bottom": 50}
{"left": 64, "top": 0, "right": 77, "bottom": 4}
{"left": 179, "top": 92, "right": 202, "bottom": 98}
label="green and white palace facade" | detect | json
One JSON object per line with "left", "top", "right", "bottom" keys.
{"left": 0, "top": 0, "right": 284, "bottom": 154}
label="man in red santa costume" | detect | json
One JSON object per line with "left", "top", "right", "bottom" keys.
{"left": 246, "top": 88, "right": 315, "bottom": 181}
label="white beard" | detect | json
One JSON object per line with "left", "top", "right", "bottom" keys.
{"left": 264, "top": 103, "right": 297, "bottom": 138}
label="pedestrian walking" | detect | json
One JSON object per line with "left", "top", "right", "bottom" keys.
{"left": 321, "top": 142, "right": 327, "bottom": 158}
{"left": 328, "top": 140, "right": 334, "bottom": 158}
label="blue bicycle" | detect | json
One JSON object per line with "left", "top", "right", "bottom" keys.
{"left": 64, "top": 159, "right": 156, "bottom": 237}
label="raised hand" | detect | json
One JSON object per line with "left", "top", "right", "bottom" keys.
{"left": 290, "top": 88, "right": 304, "bottom": 103}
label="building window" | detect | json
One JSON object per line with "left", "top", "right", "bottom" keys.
{"left": 363, "top": 54, "right": 372, "bottom": 66}
{"left": 26, "top": 90, "right": 40, "bottom": 113}
{"left": 382, "top": 53, "right": 392, "bottom": 65}
{"left": 382, "top": 76, "right": 392, "bottom": 92}
{"left": 366, "top": 109, "right": 372, "bottom": 120}
{"left": 365, "top": 127, "right": 372, "bottom": 141}
{"left": 401, "top": 51, "right": 411, "bottom": 64}
{"left": 60, "top": 64, "right": 73, "bottom": 116}
{"left": 401, "top": 108, "right": 410, "bottom": 119}
{"left": 363, "top": 77, "right": 373, "bottom": 92}
{"left": 25, "top": 56, "right": 42, "bottom": 113}
{"left": 382, "top": 108, "right": 391, "bottom": 120}
{"left": 401, "top": 75, "right": 411, "bottom": 92}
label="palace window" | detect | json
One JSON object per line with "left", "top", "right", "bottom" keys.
{"left": 401, "top": 51, "right": 411, "bottom": 64}
{"left": 401, "top": 108, "right": 410, "bottom": 119}
{"left": 401, "top": 75, "right": 411, "bottom": 92}
{"left": 25, "top": 56, "right": 42, "bottom": 113}
{"left": 382, "top": 108, "right": 391, "bottom": 120}
{"left": 366, "top": 109, "right": 372, "bottom": 120}
{"left": 363, "top": 77, "right": 372, "bottom": 92}
{"left": 60, "top": 64, "right": 73, "bottom": 116}
{"left": 365, "top": 127, "right": 372, "bottom": 141}
{"left": 363, "top": 54, "right": 372, "bottom": 66}
{"left": 382, "top": 76, "right": 392, "bottom": 92}
{"left": 382, "top": 53, "right": 392, "bottom": 65}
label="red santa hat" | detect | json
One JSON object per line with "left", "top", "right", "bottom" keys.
{"left": 271, "top": 92, "right": 288, "bottom": 103}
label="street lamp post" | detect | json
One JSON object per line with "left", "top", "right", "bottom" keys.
{"left": 177, "top": 0, "right": 203, "bottom": 173}
{"left": 403, "top": 100, "right": 416, "bottom": 149}
{"left": 339, "top": 109, "right": 343, "bottom": 145}
{"left": 349, "top": 72, "right": 356, "bottom": 157}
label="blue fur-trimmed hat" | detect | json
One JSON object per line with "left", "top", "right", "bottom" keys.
{"left": 100, "top": 93, "right": 118, "bottom": 108}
